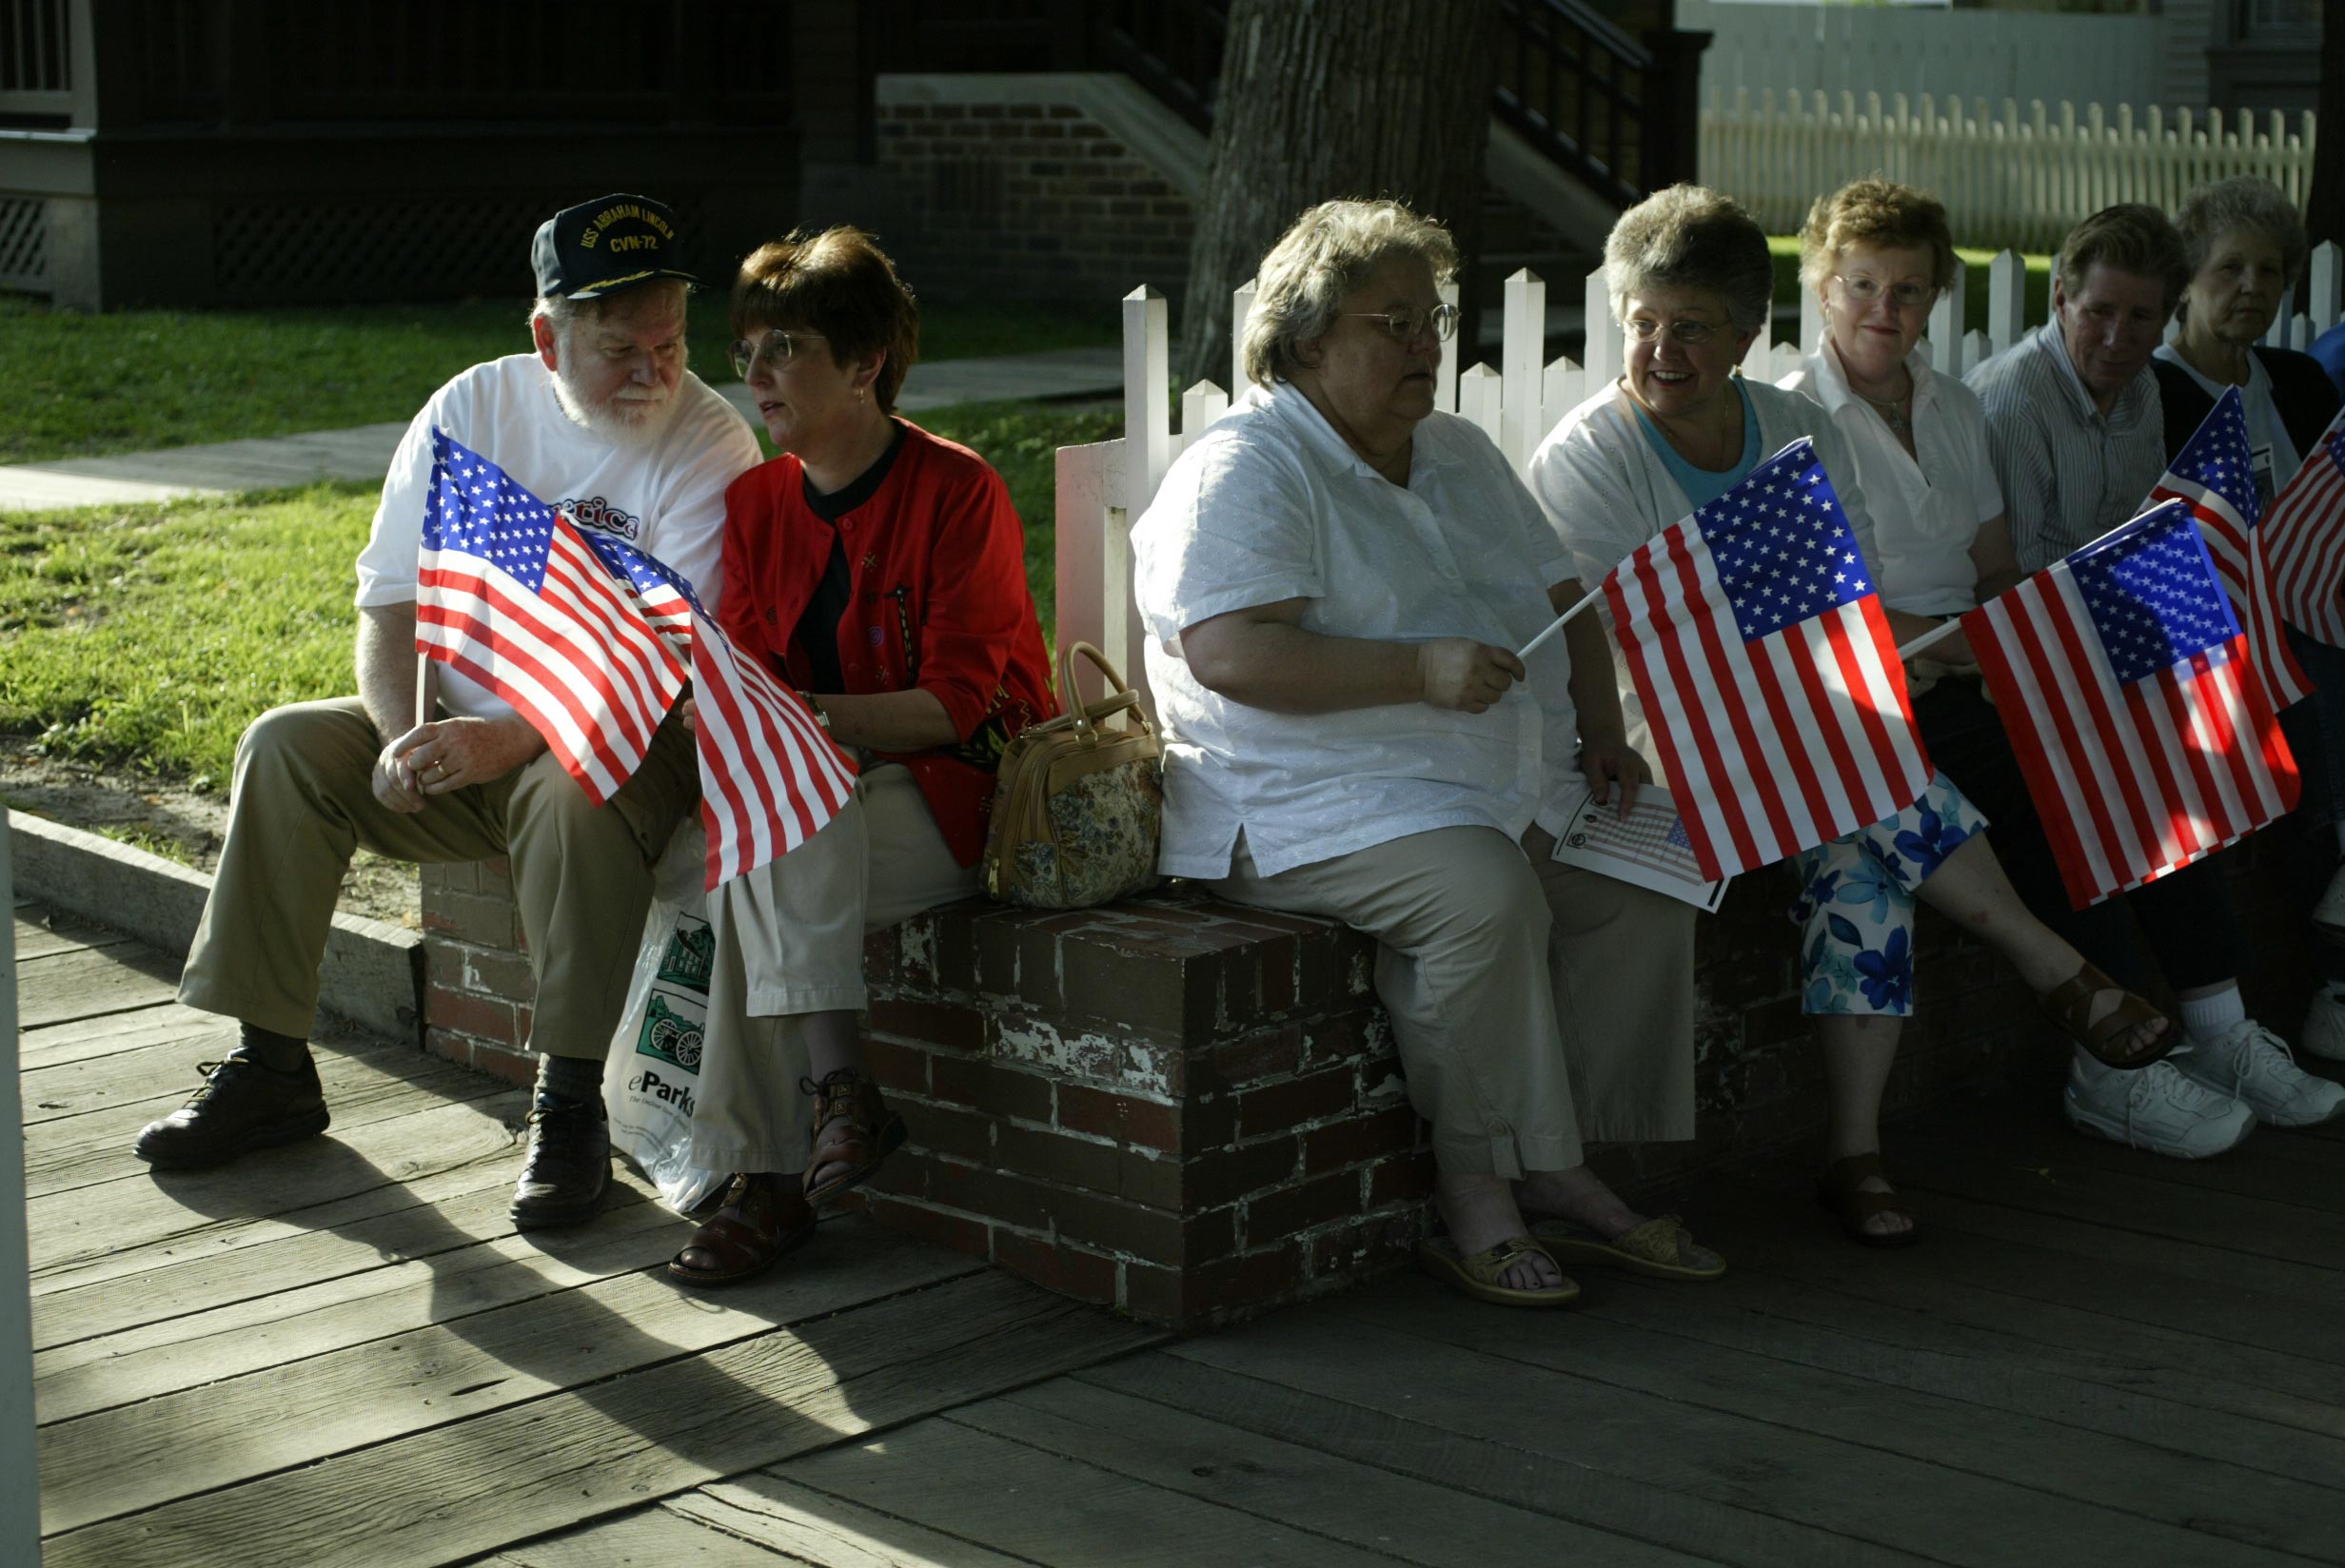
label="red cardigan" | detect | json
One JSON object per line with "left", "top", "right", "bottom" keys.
{"left": 718, "top": 421, "right": 1057, "bottom": 865}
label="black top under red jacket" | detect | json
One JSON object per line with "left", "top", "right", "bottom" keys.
{"left": 719, "top": 421, "right": 1058, "bottom": 865}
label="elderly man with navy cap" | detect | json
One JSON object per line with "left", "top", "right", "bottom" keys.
{"left": 143, "top": 194, "right": 761, "bottom": 1227}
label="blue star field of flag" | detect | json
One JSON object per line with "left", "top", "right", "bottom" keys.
{"left": 2069, "top": 499, "right": 2242, "bottom": 687}
{"left": 581, "top": 526, "right": 704, "bottom": 616}
{"left": 2168, "top": 386, "right": 2261, "bottom": 523}
{"left": 423, "top": 429, "right": 558, "bottom": 593}
{"left": 2325, "top": 421, "right": 2345, "bottom": 480}
{"left": 1693, "top": 438, "right": 1873, "bottom": 644}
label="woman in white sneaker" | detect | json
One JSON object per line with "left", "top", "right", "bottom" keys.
{"left": 2149, "top": 177, "right": 2345, "bottom": 1076}
{"left": 1791, "top": 179, "right": 2341, "bottom": 1163}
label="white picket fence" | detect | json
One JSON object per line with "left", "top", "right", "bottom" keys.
{"left": 1705, "top": 93, "right": 2318, "bottom": 253}
{"left": 1056, "top": 243, "right": 2345, "bottom": 707}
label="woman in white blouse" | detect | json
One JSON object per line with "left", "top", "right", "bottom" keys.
{"left": 1133, "top": 199, "right": 1723, "bottom": 1307}
{"left": 1532, "top": 184, "right": 2167, "bottom": 1249}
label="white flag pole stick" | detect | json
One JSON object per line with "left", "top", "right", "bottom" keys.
{"left": 1518, "top": 582, "right": 1606, "bottom": 660}
{"left": 1895, "top": 617, "right": 1965, "bottom": 662}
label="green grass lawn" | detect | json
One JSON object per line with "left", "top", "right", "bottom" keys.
{"left": 0, "top": 399, "right": 1118, "bottom": 786}
{"left": 0, "top": 293, "right": 1116, "bottom": 466}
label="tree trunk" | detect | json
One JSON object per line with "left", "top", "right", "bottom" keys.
{"left": 2310, "top": 15, "right": 2343, "bottom": 254}
{"left": 1176, "top": 0, "right": 1498, "bottom": 392}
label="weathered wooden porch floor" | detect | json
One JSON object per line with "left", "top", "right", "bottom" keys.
{"left": 18, "top": 897, "right": 2344, "bottom": 1567}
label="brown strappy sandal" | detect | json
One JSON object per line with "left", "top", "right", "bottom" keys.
{"left": 802, "top": 1068, "right": 907, "bottom": 1205}
{"left": 667, "top": 1172, "right": 815, "bottom": 1285}
{"left": 1816, "top": 1152, "right": 1920, "bottom": 1249}
{"left": 2040, "top": 961, "right": 2175, "bottom": 1070}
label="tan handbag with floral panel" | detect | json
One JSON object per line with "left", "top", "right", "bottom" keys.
{"left": 980, "top": 642, "right": 1163, "bottom": 909}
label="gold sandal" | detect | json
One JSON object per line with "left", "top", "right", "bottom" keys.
{"left": 2040, "top": 961, "right": 2174, "bottom": 1069}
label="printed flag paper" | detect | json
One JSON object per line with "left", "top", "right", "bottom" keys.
{"left": 1603, "top": 436, "right": 1930, "bottom": 881}
{"left": 2265, "top": 407, "right": 2345, "bottom": 648}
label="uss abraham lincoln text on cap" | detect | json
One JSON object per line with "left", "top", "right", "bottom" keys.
{"left": 532, "top": 193, "right": 700, "bottom": 301}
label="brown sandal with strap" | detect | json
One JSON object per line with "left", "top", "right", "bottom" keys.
{"left": 2040, "top": 961, "right": 2175, "bottom": 1070}
{"left": 667, "top": 1172, "right": 816, "bottom": 1285}
{"left": 802, "top": 1068, "right": 907, "bottom": 1205}
{"left": 1816, "top": 1152, "right": 1920, "bottom": 1249}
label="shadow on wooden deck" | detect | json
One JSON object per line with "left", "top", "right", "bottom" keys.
{"left": 18, "top": 896, "right": 2345, "bottom": 1567}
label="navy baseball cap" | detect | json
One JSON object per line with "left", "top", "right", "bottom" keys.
{"left": 531, "top": 193, "right": 699, "bottom": 300}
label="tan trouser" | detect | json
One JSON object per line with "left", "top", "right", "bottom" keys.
{"left": 179, "top": 696, "right": 698, "bottom": 1055}
{"left": 690, "top": 764, "right": 977, "bottom": 1173}
{"left": 1209, "top": 823, "right": 1696, "bottom": 1177}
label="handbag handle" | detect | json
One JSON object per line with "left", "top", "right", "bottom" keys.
{"left": 1059, "top": 640, "right": 1138, "bottom": 742}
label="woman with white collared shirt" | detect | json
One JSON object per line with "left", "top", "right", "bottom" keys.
{"left": 1133, "top": 199, "right": 1724, "bottom": 1308}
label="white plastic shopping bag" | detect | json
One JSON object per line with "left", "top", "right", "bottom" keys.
{"left": 601, "top": 821, "right": 728, "bottom": 1214}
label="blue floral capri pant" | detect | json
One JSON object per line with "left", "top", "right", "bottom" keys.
{"left": 1788, "top": 770, "right": 1988, "bottom": 1017}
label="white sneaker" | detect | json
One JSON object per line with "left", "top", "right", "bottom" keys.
{"left": 2175, "top": 1020, "right": 2345, "bottom": 1127}
{"left": 2316, "top": 865, "right": 2345, "bottom": 936}
{"left": 2302, "top": 990, "right": 2345, "bottom": 1063}
{"left": 2063, "top": 1058, "right": 2255, "bottom": 1158}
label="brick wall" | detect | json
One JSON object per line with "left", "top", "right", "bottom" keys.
{"left": 413, "top": 824, "right": 2325, "bottom": 1330}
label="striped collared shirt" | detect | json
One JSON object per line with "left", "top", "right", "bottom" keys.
{"left": 1965, "top": 322, "right": 2166, "bottom": 574}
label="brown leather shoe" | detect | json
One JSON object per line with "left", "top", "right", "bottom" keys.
{"left": 668, "top": 1172, "right": 816, "bottom": 1285}
{"left": 802, "top": 1068, "right": 907, "bottom": 1205}
{"left": 133, "top": 1051, "right": 330, "bottom": 1169}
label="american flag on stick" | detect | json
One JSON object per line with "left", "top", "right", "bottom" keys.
{"left": 2146, "top": 386, "right": 2308, "bottom": 706}
{"left": 2264, "top": 407, "right": 2345, "bottom": 648}
{"left": 1603, "top": 436, "right": 1930, "bottom": 881}
{"left": 1962, "top": 498, "right": 2297, "bottom": 911}
{"left": 417, "top": 429, "right": 856, "bottom": 889}
{"left": 417, "top": 429, "right": 688, "bottom": 803}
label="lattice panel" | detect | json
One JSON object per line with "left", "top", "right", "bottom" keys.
{"left": 207, "top": 196, "right": 712, "bottom": 304}
{"left": 0, "top": 196, "right": 47, "bottom": 288}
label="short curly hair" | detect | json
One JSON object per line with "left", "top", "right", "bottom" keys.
{"left": 2172, "top": 176, "right": 2309, "bottom": 321}
{"left": 1797, "top": 178, "right": 1957, "bottom": 295}
{"left": 1605, "top": 184, "right": 1774, "bottom": 334}
{"left": 730, "top": 226, "right": 920, "bottom": 414}
{"left": 1242, "top": 198, "right": 1460, "bottom": 388}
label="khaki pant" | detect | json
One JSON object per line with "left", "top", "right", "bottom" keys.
{"left": 1209, "top": 823, "right": 1695, "bottom": 1177}
{"left": 179, "top": 696, "right": 698, "bottom": 1055}
{"left": 690, "top": 764, "right": 977, "bottom": 1174}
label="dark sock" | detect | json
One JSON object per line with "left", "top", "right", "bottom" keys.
{"left": 535, "top": 1052, "right": 603, "bottom": 1110}
{"left": 238, "top": 1023, "right": 312, "bottom": 1074}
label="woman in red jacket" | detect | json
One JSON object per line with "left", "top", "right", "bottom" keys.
{"left": 671, "top": 226, "right": 1056, "bottom": 1284}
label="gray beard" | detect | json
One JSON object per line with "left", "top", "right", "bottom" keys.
{"left": 550, "top": 369, "right": 678, "bottom": 447}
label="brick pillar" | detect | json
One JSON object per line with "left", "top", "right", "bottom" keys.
{"left": 419, "top": 858, "right": 538, "bottom": 1087}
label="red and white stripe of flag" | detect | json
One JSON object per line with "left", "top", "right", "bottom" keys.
{"left": 1605, "top": 519, "right": 1931, "bottom": 882}
{"left": 1963, "top": 567, "right": 2297, "bottom": 910}
{"left": 418, "top": 518, "right": 688, "bottom": 803}
{"left": 686, "top": 608, "right": 858, "bottom": 890}
{"left": 2265, "top": 408, "right": 2345, "bottom": 648}
{"left": 2150, "top": 471, "right": 2309, "bottom": 705}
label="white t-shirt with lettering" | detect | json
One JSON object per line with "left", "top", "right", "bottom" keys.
{"left": 353, "top": 353, "right": 761, "bottom": 720}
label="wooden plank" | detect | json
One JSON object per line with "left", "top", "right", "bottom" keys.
{"left": 39, "top": 1223, "right": 986, "bottom": 1532}
{"left": 1158, "top": 1313, "right": 2308, "bottom": 1567}
{"left": 40, "top": 1269, "right": 1159, "bottom": 1568}
{"left": 25, "top": 1090, "right": 528, "bottom": 1275}
{"left": 1081, "top": 1353, "right": 1930, "bottom": 1568}
{"left": 23, "top": 1042, "right": 504, "bottom": 1198}
{"left": 19, "top": 1014, "right": 434, "bottom": 1125}
{"left": 1343, "top": 1277, "right": 2345, "bottom": 1559}
{"left": 1682, "top": 1192, "right": 2345, "bottom": 1439}
{"left": 30, "top": 1147, "right": 528, "bottom": 1343}
{"left": 34, "top": 1181, "right": 674, "bottom": 1422}
{"left": 13, "top": 945, "right": 181, "bottom": 1029}
{"left": 758, "top": 1414, "right": 1412, "bottom": 1567}
{"left": 947, "top": 1378, "right": 1721, "bottom": 1567}
{"left": 490, "top": 1504, "right": 799, "bottom": 1566}
{"left": 18, "top": 1003, "right": 233, "bottom": 1071}
{"left": 669, "top": 1480, "right": 1038, "bottom": 1568}
{"left": 11, "top": 907, "right": 128, "bottom": 962}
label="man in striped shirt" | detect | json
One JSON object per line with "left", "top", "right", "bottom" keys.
{"left": 1965, "top": 204, "right": 2343, "bottom": 1157}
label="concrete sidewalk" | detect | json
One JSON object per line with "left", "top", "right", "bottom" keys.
{"left": 0, "top": 345, "right": 1121, "bottom": 512}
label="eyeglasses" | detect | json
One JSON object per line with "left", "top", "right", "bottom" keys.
{"left": 1344, "top": 303, "right": 1459, "bottom": 343}
{"left": 1626, "top": 317, "right": 1723, "bottom": 346}
{"left": 1835, "top": 274, "right": 1938, "bottom": 310}
{"left": 728, "top": 327, "right": 826, "bottom": 381}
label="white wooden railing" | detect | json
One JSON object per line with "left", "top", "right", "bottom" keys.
{"left": 1705, "top": 93, "right": 2318, "bottom": 254}
{"left": 1057, "top": 243, "right": 2345, "bottom": 709}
